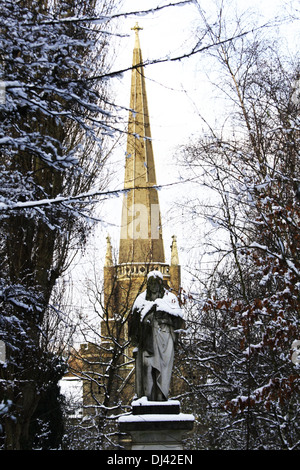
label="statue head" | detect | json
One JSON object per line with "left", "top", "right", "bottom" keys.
{"left": 146, "top": 270, "right": 164, "bottom": 301}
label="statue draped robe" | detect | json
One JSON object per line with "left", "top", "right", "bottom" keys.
{"left": 130, "top": 289, "right": 184, "bottom": 401}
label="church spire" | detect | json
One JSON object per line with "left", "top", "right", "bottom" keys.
{"left": 118, "top": 24, "right": 165, "bottom": 265}
{"left": 104, "top": 235, "right": 113, "bottom": 267}
{"left": 131, "top": 22, "right": 143, "bottom": 49}
{"left": 171, "top": 235, "right": 179, "bottom": 266}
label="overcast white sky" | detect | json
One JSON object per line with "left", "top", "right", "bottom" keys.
{"left": 67, "top": 0, "right": 299, "bottom": 329}
{"left": 96, "top": 0, "right": 299, "bottom": 262}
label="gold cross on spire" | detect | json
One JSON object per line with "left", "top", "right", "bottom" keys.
{"left": 131, "top": 22, "right": 143, "bottom": 33}
{"left": 131, "top": 22, "right": 143, "bottom": 49}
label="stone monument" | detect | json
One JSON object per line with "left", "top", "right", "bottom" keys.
{"left": 130, "top": 270, "right": 184, "bottom": 402}
{"left": 118, "top": 271, "right": 194, "bottom": 450}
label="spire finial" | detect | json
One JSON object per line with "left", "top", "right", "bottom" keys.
{"left": 131, "top": 22, "right": 143, "bottom": 48}
{"left": 131, "top": 22, "right": 143, "bottom": 33}
{"left": 105, "top": 235, "right": 113, "bottom": 267}
{"left": 171, "top": 235, "right": 179, "bottom": 266}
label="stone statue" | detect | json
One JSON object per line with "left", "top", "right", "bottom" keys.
{"left": 129, "top": 270, "right": 184, "bottom": 401}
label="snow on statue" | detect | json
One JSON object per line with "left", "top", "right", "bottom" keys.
{"left": 129, "top": 270, "right": 184, "bottom": 401}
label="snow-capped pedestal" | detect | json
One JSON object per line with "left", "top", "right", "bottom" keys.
{"left": 118, "top": 397, "right": 194, "bottom": 450}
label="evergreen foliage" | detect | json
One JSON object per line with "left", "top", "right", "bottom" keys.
{"left": 0, "top": 0, "right": 116, "bottom": 449}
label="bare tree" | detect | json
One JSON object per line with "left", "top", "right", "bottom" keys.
{"left": 0, "top": 0, "right": 119, "bottom": 449}
{"left": 176, "top": 2, "right": 300, "bottom": 449}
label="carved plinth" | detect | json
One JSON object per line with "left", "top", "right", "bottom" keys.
{"left": 118, "top": 398, "right": 194, "bottom": 450}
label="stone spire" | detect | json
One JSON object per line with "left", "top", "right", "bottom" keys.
{"left": 104, "top": 235, "right": 113, "bottom": 267}
{"left": 118, "top": 24, "right": 165, "bottom": 265}
{"left": 170, "top": 235, "right": 179, "bottom": 266}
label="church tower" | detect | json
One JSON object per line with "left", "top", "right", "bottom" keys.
{"left": 104, "top": 24, "right": 181, "bottom": 319}
{"left": 77, "top": 25, "right": 182, "bottom": 425}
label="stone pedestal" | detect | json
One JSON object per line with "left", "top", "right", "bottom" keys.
{"left": 118, "top": 398, "right": 194, "bottom": 450}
